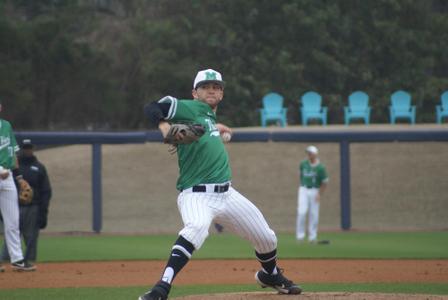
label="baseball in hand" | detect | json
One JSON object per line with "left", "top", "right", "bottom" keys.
{"left": 0, "top": 166, "right": 9, "bottom": 180}
{"left": 221, "top": 132, "right": 232, "bottom": 143}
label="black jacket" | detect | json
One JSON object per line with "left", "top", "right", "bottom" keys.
{"left": 18, "top": 154, "right": 52, "bottom": 228}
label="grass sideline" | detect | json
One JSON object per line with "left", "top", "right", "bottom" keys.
{"left": 26, "top": 231, "right": 448, "bottom": 262}
{"left": 1, "top": 283, "right": 448, "bottom": 299}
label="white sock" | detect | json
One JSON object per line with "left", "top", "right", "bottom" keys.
{"left": 161, "top": 267, "right": 174, "bottom": 284}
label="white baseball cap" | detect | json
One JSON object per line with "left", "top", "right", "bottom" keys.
{"left": 306, "top": 145, "right": 319, "bottom": 154}
{"left": 193, "top": 69, "right": 225, "bottom": 89}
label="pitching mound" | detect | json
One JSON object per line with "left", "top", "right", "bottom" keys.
{"left": 175, "top": 292, "right": 448, "bottom": 300}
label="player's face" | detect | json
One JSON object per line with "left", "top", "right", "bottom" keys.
{"left": 192, "top": 83, "right": 224, "bottom": 110}
{"left": 21, "top": 148, "right": 34, "bottom": 157}
{"left": 307, "top": 152, "right": 318, "bottom": 162}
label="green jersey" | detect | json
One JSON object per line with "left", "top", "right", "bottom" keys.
{"left": 0, "top": 119, "right": 19, "bottom": 169}
{"left": 299, "top": 159, "right": 328, "bottom": 188}
{"left": 161, "top": 98, "right": 231, "bottom": 190}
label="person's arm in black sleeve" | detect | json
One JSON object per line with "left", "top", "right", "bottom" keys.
{"left": 144, "top": 96, "right": 179, "bottom": 139}
{"left": 38, "top": 165, "right": 52, "bottom": 229}
{"left": 143, "top": 100, "right": 172, "bottom": 127}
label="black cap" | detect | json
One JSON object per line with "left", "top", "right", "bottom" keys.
{"left": 21, "top": 139, "right": 34, "bottom": 149}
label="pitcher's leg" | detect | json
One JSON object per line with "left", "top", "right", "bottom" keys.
{"left": 177, "top": 192, "right": 215, "bottom": 250}
{"left": 296, "top": 187, "right": 309, "bottom": 240}
{"left": 222, "top": 188, "right": 302, "bottom": 295}
{"left": 169, "top": 191, "right": 215, "bottom": 280}
{"left": 146, "top": 234, "right": 196, "bottom": 300}
{"left": 223, "top": 188, "right": 277, "bottom": 254}
{"left": 141, "top": 191, "right": 216, "bottom": 300}
{"left": 217, "top": 188, "right": 277, "bottom": 272}
{"left": 161, "top": 235, "right": 195, "bottom": 284}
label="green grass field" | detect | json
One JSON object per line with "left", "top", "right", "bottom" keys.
{"left": 1, "top": 231, "right": 447, "bottom": 299}
{"left": 34, "top": 231, "right": 448, "bottom": 261}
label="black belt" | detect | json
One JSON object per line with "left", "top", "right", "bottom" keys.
{"left": 302, "top": 185, "right": 315, "bottom": 189}
{"left": 192, "top": 183, "right": 230, "bottom": 193}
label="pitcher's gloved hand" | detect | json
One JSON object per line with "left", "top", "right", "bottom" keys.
{"left": 163, "top": 123, "right": 205, "bottom": 145}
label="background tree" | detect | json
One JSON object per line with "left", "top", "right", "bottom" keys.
{"left": 0, "top": 0, "right": 447, "bottom": 129}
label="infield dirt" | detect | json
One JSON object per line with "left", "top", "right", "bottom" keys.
{"left": 1, "top": 259, "right": 447, "bottom": 288}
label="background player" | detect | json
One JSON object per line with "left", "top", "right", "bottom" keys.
{"left": 0, "top": 101, "right": 35, "bottom": 272}
{"left": 296, "top": 145, "right": 329, "bottom": 243}
{"left": 1, "top": 139, "right": 52, "bottom": 263}
{"left": 140, "top": 69, "right": 301, "bottom": 300}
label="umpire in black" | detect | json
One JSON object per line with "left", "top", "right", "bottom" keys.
{"left": 1, "top": 139, "right": 52, "bottom": 262}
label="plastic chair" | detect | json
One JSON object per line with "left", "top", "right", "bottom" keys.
{"left": 300, "top": 91, "right": 327, "bottom": 126}
{"left": 344, "top": 91, "right": 371, "bottom": 125}
{"left": 436, "top": 91, "right": 448, "bottom": 124}
{"left": 259, "top": 92, "right": 287, "bottom": 127}
{"left": 389, "top": 90, "right": 416, "bottom": 124}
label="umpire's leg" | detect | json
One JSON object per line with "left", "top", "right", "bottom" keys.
{"left": 20, "top": 205, "right": 39, "bottom": 262}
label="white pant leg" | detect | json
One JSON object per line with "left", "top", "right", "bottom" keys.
{"left": 308, "top": 188, "right": 320, "bottom": 241}
{"left": 0, "top": 176, "right": 24, "bottom": 263}
{"left": 218, "top": 187, "right": 277, "bottom": 254}
{"left": 177, "top": 191, "right": 218, "bottom": 250}
{"left": 296, "top": 186, "right": 309, "bottom": 240}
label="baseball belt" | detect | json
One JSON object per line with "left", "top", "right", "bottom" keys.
{"left": 189, "top": 183, "right": 230, "bottom": 193}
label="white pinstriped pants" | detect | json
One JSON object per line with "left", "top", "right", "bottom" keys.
{"left": 178, "top": 185, "right": 277, "bottom": 253}
{"left": 0, "top": 174, "right": 24, "bottom": 263}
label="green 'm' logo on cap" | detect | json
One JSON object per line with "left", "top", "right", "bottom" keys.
{"left": 205, "top": 72, "right": 217, "bottom": 80}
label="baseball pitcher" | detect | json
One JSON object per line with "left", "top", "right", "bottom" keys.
{"left": 140, "top": 69, "right": 301, "bottom": 300}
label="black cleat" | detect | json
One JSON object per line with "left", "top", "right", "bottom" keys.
{"left": 11, "top": 260, "right": 36, "bottom": 272}
{"left": 255, "top": 269, "right": 302, "bottom": 294}
{"left": 138, "top": 281, "right": 171, "bottom": 300}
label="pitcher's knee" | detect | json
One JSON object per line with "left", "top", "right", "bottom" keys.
{"left": 254, "top": 229, "right": 277, "bottom": 253}
{"left": 178, "top": 223, "right": 210, "bottom": 250}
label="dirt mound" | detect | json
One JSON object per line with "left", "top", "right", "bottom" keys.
{"left": 175, "top": 292, "right": 448, "bottom": 300}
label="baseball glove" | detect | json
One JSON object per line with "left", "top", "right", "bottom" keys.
{"left": 17, "top": 178, "right": 34, "bottom": 205}
{"left": 164, "top": 123, "right": 205, "bottom": 145}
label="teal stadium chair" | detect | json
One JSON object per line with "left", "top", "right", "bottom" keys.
{"left": 389, "top": 90, "right": 416, "bottom": 124}
{"left": 259, "top": 92, "right": 287, "bottom": 127}
{"left": 344, "top": 91, "right": 371, "bottom": 125}
{"left": 300, "top": 91, "right": 327, "bottom": 126}
{"left": 436, "top": 90, "right": 448, "bottom": 124}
